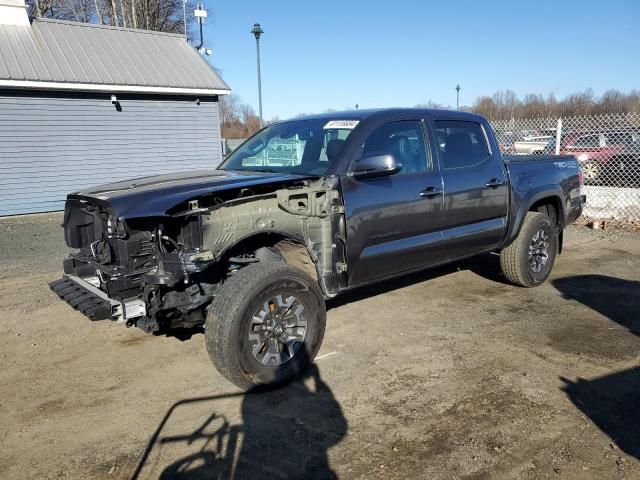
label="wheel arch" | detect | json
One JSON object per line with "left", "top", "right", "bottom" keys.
{"left": 502, "top": 187, "right": 566, "bottom": 250}
{"left": 216, "top": 230, "right": 321, "bottom": 288}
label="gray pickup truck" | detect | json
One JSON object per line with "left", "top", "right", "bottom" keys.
{"left": 50, "top": 109, "right": 585, "bottom": 389}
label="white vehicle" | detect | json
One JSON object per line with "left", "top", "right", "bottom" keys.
{"left": 514, "top": 135, "right": 554, "bottom": 155}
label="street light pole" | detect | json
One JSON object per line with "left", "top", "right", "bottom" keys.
{"left": 456, "top": 84, "right": 461, "bottom": 110}
{"left": 251, "top": 23, "right": 264, "bottom": 128}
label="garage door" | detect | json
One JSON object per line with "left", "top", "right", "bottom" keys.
{"left": 0, "top": 91, "right": 222, "bottom": 216}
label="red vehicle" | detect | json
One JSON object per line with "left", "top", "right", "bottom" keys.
{"left": 555, "top": 130, "right": 640, "bottom": 184}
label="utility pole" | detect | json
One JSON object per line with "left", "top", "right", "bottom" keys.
{"left": 251, "top": 23, "right": 264, "bottom": 127}
{"left": 456, "top": 84, "right": 461, "bottom": 110}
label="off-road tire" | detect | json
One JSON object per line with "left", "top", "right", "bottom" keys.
{"left": 205, "top": 263, "right": 326, "bottom": 390}
{"left": 500, "top": 211, "right": 557, "bottom": 288}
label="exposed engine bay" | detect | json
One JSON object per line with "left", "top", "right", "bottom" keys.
{"left": 55, "top": 177, "right": 347, "bottom": 333}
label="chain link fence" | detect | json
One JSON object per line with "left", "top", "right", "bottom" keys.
{"left": 491, "top": 112, "right": 640, "bottom": 227}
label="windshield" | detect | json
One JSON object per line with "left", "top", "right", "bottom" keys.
{"left": 219, "top": 118, "right": 358, "bottom": 175}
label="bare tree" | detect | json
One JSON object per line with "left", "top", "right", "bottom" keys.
{"left": 598, "top": 89, "right": 630, "bottom": 114}
{"left": 472, "top": 88, "right": 640, "bottom": 120}
{"left": 219, "top": 94, "right": 240, "bottom": 126}
{"left": 626, "top": 90, "right": 640, "bottom": 113}
{"left": 218, "top": 95, "right": 261, "bottom": 139}
{"left": 471, "top": 96, "right": 499, "bottom": 120}
{"left": 562, "top": 89, "right": 596, "bottom": 117}
{"left": 238, "top": 103, "right": 255, "bottom": 125}
{"left": 414, "top": 99, "right": 450, "bottom": 109}
{"left": 521, "top": 94, "right": 547, "bottom": 118}
{"left": 238, "top": 103, "right": 260, "bottom": 136}
{"left": 26, "top": 0, "right": 196, "bottom": 36}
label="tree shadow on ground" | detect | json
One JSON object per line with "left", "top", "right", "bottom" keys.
{"left": 131, "top": 356, "right": 347, "bottom": 479}
{"left": 554, "top": 275, "right": 640, "bottom": 461}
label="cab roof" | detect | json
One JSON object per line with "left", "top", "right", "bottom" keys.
{"left": 283, "top": 108, "right": 486, "bottom": 123}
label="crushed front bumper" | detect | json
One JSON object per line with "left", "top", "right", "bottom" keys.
{"left": 49, "top": 275, "right": 145, "bottom": 322}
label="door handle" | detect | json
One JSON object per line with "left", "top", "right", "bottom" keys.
{"left": 420, "top": 186, "right": 442, "bottom": 198}
{"left": 486, "top": 178, "right": 505, "bottom": 188}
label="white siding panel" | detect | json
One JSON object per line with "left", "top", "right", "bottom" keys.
{"left": 0, "top": 92, "right": 223, "bottom": 216}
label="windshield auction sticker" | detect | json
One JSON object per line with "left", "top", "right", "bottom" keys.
{"left": 323, "top": 120, "right": 359, "bottom": 129}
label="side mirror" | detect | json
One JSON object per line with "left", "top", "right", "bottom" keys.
{"left": 351, "top": 154, "right": 402, "bottom": 179}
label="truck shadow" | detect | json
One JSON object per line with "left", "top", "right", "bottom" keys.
{"left": 158, "top": 253, "right": 507, "bottom": 336}
{"left": 554, "top": 275, "right": 640, "bottom": 461}
{"left": 131, "top": 357, "right": 347, "bottom": 479}
{"left": 328, "top": 252, "right": 507, "bottom": 310}
{"left": 553, "top": 275, "right": 640, "bottom": 336}
{"left": 561, "top": 368, "right": 640, "bottom": 461}
{"left": 155, "top": 326, "right": 205, "bottom": 341}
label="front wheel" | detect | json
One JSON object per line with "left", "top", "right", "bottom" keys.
{"left": 205, "top": 263, "right": 326, "bottom": 390}
{"left": 500, "top": 211, "right": 557, "bottom": 287}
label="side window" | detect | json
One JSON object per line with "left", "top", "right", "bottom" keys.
{"left": 573, "top": 135, "right": 600, "bottom": 148}
{"left": 605, "top": 132, "right": 631, "bottom": 146}
{"left": 435, "top": 120, "right": 490, "bottom": 169}
{"left": 358, "top": 120, "right": 429, "bottom": 174}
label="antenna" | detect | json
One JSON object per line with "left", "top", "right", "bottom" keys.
{"left": 195, "top": 3, "right": 209, "bottom": 54}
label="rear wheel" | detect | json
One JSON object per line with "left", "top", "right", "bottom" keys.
{"left": 205, "top": 263, "right": 326, "bottom": 390}
{"left": 500, "top": 211, "right": 557, "bottom": 288}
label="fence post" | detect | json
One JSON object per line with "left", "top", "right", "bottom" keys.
{"left": 555, "top": 118, "right": 562, "bottom": 155}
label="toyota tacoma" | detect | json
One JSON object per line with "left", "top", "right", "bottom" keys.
{"left": 50, "top": 109, "right": 585, "bottom": 389}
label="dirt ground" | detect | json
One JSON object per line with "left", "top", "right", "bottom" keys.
{"left": 1, "top": 213, "right": 639, "bottom": 480}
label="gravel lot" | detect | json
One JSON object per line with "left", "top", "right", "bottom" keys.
{"left": 1, "top": 213, "right": 639, "bottom": 480}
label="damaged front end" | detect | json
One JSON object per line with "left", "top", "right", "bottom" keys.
{"left": 52, "top": 194, "right": 220, "bottom": 332}
{"left": 50, "top": 176, "right": 347, "bottom": 333}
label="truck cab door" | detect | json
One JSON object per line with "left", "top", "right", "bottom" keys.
{"left": 432, "top": 118, "right": 509, "bottom": 260}
{"left": 341, "top": 119, "right": 445, "bottom": 286}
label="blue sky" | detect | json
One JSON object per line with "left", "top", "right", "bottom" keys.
{"left": 201, "top": 0, "right": 640, "bottom": 120}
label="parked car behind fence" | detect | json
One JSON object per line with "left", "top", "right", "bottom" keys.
{"left": 492, "top": 113, "right": 640, "bottom": 227}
